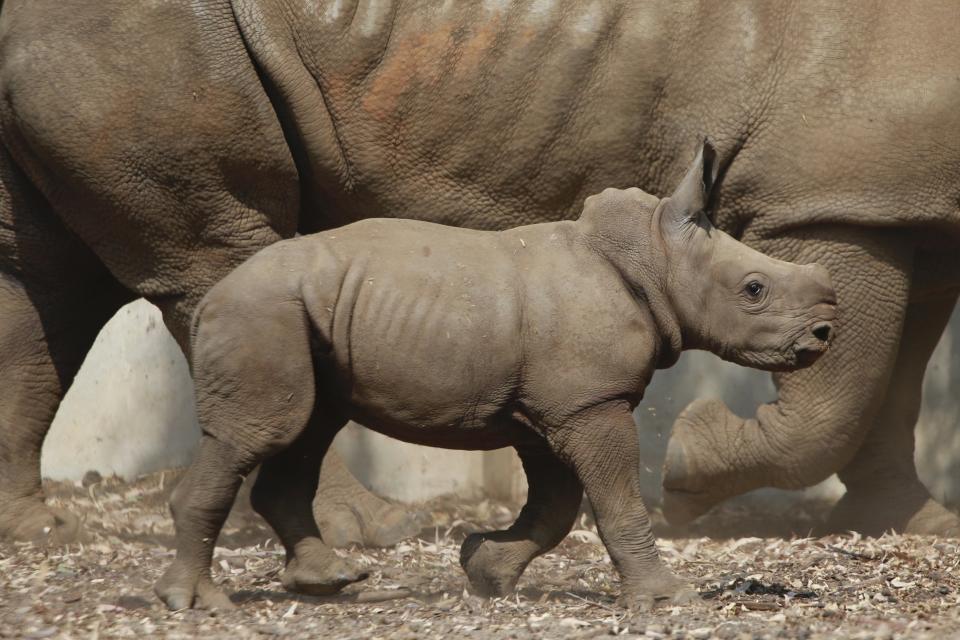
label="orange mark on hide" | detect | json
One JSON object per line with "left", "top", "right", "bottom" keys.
{"left": 456, "top": 17, "right": 502, "bottom": 76}
{"left": 362, "top": 23, "right": 456, "bottom": 119}
{"left": 517, "top": 26, "right": 540, "bottom": 44}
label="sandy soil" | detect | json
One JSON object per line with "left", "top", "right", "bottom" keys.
{"left": 1, "top": 471, "right": 958, "bottom": 639}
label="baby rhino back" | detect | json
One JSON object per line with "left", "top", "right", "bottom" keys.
{"left": 307, "top": 220, "right": 526, "bottom": 444}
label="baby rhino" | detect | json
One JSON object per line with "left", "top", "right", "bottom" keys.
{"left": 156, "top": 140, "right": 836, "bottom": 610}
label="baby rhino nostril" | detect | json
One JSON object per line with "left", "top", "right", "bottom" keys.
{"left": 812, "top": 322, "right": 832, "bottom": 342}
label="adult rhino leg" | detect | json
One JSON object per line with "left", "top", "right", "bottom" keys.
{"left": 826, "top": 292, "right": 960, "bottom": 536}
{"left": 0, "top": 276, "right": 125, "bottom": 543}
{"left": 662, "top": 227, "right": 912, "bottom": 524}
{"left": 312, "top": 434, "right": 423, "bottom": 548}
{"left": 460, "top": 440, "right": 582, "bottom": 597}
{"left": 0, "top": 150, "right": 127, "bottom": 544}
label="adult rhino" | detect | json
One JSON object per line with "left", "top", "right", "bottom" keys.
{"left": 0, "top": 0, "right": 957, "bottom": 545}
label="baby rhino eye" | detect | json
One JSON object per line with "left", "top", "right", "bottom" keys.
{"left": 744, "top": 281, "right": 764, "bottom": 299}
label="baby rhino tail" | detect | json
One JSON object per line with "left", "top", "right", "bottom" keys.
{"left": 189, "top": 238, "right": 343, "bottom": 454}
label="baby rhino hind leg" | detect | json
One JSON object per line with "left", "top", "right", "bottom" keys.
{"left": 460, "top": 441, "right": 583, "bottom": 597}
{"left": 251, "top": 421, "right": 369, "bottom": 595}
{"left": 156, "top": 268, "right": 360, "bottom": 609}
{"left": 155, "top": 435, "right": 255, "bottom": 610}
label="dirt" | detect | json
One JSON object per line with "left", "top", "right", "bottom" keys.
{"left": 1, "top": 471, "right": 958, "bottom": 639}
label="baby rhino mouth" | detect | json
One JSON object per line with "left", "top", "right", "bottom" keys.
{"left": 792, "top": 321, "right": 833, "bottom": 367}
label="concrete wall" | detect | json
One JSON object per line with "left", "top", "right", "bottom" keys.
{"left": 41, "top": 301, "right": 200, "bottom": 481}
{"left": 41, "top": 299, "right": 960, "bottom": 508}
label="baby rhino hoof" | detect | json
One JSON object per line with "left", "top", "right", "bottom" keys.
{"left": 155, "top": 562, "right": 235, "bottom": 611}
{"left": 281, "top": 551, "right": 369, "bottom": 596}
{"left": 618, "top": 574, "right": 700, "bottom": 612}
{"left": 459, "top": 533, "right": 523, "bottom": 598}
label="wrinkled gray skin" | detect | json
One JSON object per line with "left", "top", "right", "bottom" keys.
{"left": 0, "top": 0, "right": 958, "bottom": 547}
{"left": 155, "top": 144, "right": 836, "bottom": 610}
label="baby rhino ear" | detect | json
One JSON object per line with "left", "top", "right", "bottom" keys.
{"left": 663, "top": 138, "right": 719, "bottom": 227}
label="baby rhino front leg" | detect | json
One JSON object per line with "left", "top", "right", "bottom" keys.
{"left": 550, "top": 404, "right": 697, "bottom": 610}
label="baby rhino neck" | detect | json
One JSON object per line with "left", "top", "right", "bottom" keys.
{"left": 575, "top": 190, "right": 683, "bottom": 367}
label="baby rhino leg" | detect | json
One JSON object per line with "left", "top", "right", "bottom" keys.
{"left": 460, "top": 442, "right": 582, "bottom": 597}
{"left": 550, "top": 404, "right": 696, "bottom": 611}
{"left": 156, "top": 277, "right": 349, "bottom": 609}
{"left": 155, "top": 435, "right": 255, "bottom": 610}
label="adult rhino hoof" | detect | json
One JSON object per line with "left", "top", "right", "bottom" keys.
{"left": 0, "top": 501, "right": 81, "bottom": 545}
{"left": 904, "top": 499, "right": 960, "bottom": 537}
{"left": 282, "top": 561, "right": 368, "bottom": 596}
{"left": 661, "top": 399, "right": 731, "bottom": 526}
{"left": 316, "top": 495, "right": 423, "bottom": 548}
{"left": 661, "top": 489, "right": 714, "bottom": 527}
{"left": 825, "top": 485, "right": 960, "bottom": 538}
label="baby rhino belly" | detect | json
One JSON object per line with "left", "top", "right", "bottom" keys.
{"left": 344, "top": 285, "right": 522, "bottom": 446}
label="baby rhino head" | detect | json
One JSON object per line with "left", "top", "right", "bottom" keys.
{"left": 661, "top": 140, "right": 837, "bottom": 370}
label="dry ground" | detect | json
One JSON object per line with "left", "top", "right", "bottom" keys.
{"left": 1, "top": 472, "right": 958, "bottom": 639}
